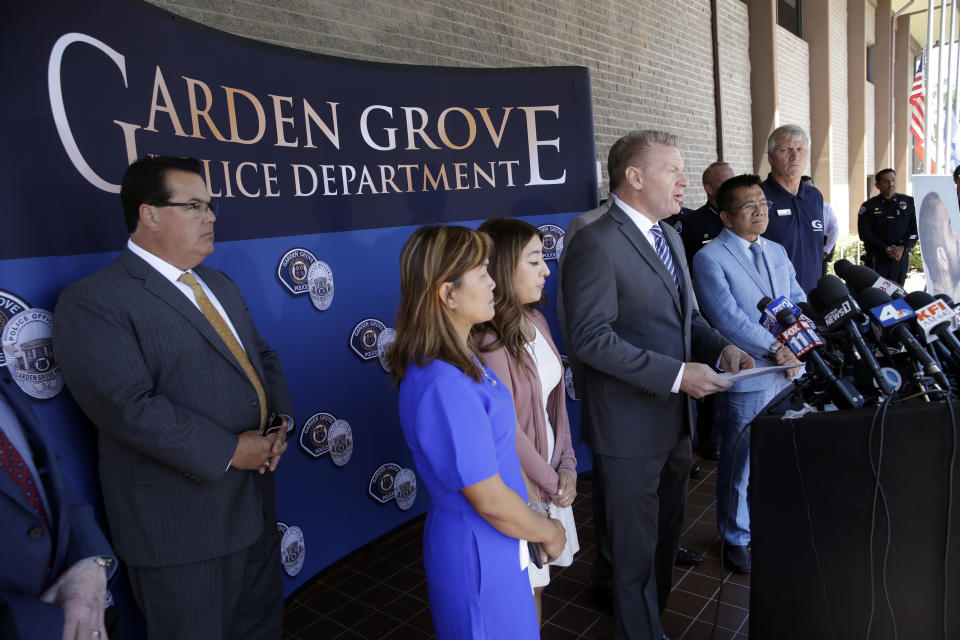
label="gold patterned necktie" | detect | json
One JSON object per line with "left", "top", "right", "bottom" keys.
{"left": 178, "top": 272, "right": 267, "bottom": 428}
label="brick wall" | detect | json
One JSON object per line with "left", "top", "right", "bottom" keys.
{"left": 717, "top": 0, "right": 753, "bottom": 174}
{"left": 776, "top": 27, "right": 811, "bottom": 135}
{"left": 865, "top": 81, "right": 876, "bottom": 177}
{"left": 830, "top": 0, "right": 850, "bottom": 232}
{"left": 143, "top": 0, "right": 728, "bottom": 205}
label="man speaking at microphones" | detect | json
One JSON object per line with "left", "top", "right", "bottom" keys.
{"left": 692, "top": 174, "right": 804, "bottom": 574}
{"left": 562, "top": 131, "right": 752, "bottom": 640}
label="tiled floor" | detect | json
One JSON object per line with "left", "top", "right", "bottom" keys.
{"left": 283, "top": 456, "right": 749, "bottom": 639}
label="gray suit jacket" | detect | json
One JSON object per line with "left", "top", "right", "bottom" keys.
{"left": 53, "top": 248, "right": 292, "bottom": 567}
{"left": 556, "top": 198, "right": 614, "bottom": 395}
{"left": 561, "top": 204, "right": 730, "bottom": 457}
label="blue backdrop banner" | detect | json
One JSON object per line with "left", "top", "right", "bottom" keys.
{"left": 2, "top": 0, "right": 597, "bottom": 631}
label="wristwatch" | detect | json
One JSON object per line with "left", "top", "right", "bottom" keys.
{"left": 93, "top": 556, "right": 115, "bottom": 573}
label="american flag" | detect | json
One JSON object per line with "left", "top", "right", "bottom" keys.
{"left": 909, "top": 54, "right": 925, "bottom": 162}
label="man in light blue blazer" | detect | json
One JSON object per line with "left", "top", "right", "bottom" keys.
{"left": 692, "top": 174, "right": 804, "bottom": 574}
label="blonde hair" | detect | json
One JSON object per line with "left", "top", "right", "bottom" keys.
{"left": 608, "top": 130, "right": 680, "bottom": 191}
{"left": 389, "top": 225, "right": 492, "bottom": 384}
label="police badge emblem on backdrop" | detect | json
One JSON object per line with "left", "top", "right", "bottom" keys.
{"left": 559, "top": 354, "right": 579, "bottom": 401}
{"left": 2, "top": 308, "right": 63, "bottom": 399}
{"left": 307, "top": 260, "right": 334, "bottom": 311}
{"left": 376, "top": 327, "right": 397, "bottom": 373}
{"left": 368, "top": 462, "right": 418, "bottom": 511}
{"left": 327, "top": 419, "right": 353, "bottom": 467}
{"left": 275, "top": 521, "right": 305, "bottom": 577}
{"left": 538, "top": 224, "right": 565, "bottom": 261}
{"left": 350, "top": 318, "right": 387, "bottom": 361}
{"left": 0, "top": 289, "right": 31, "bottom": 367}
{"left": 277, "top": 248, "right": 317, "bottom": 295}
{"left": 298, "top": 412, "right": 336, "bottom": 458}
{"left": 298, "top": 411, "right": 354, "bottom": 467}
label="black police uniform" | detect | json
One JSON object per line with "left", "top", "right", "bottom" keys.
{"left": 665, "top": 202, "right": 723, "bottom": 460}
{"left": 665, "top": 202, "right": 723, "bottom": 272}
{"left": 857, "top": 193, "right": 917, "bottom": 284}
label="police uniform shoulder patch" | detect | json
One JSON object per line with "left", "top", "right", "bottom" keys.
{"left": 858, "top": 206, "right": 867, "bottom": 215}
{"left": 3, "top": 308, "right": 62, "bottom": 399}
{"left": 538, "top": 224, "right": 565, "bottom": 261}
{"left": 369, "top": 462, "right": 402, "bottom": 504}
{"left": 280, "top": 524, "right": 305, "bottom": 577}
{"left": 350, "top": 318, "right": 387, "bottom": 361}
{"left": 377, "top": 328, "right": 397, "bottom": 373}
{"left": 394, "top": 467, "right": 417, "bottom": 511}
{"left": 327, "top": 419, "right": 354, "bottom": 467}
{"left": 298, "top": 411, "right": 337, "bottom": 459}
{"left": 277, "top": 248, "right": 317, "bottom": 295}
{"left": 308, "top": 260, "right": 334, "bottom": 311}
{"left": 0, "top": 289, "right": 31, "bottom": 367}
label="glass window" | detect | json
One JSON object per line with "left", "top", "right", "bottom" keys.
{"left": 778, "top": 0, "right": 802, "bottom": 37}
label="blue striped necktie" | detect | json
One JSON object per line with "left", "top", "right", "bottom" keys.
{"left": 650, "top": 225, "right": 681, "bottom": 293}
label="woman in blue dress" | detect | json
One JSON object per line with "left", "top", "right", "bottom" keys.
{"left": 388, "top": 225, "right": 567, "bottom": 639}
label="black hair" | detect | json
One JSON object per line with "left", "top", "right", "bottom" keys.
{"left": 121, "top": 156, "right": 204, "bottom": 233}
{"left": 716, "top": 174, "right": 763, "bottom": 214}
{"left": 874, "top": 168, "right": 896, "bottom": 182}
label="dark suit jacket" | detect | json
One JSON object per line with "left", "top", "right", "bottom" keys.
{"left": 0, "top": 373, "right": 113, "bottom": 639}
{"left": 561, "top": 205, "right": 730, "bottom": 457}
{"left": 53, "top": 248, "right": 293, "bottom": 568}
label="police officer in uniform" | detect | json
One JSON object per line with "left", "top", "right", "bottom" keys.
{"left": 664, "top": 162, "right": 735, "bottom": 270}
{"left": 857, "top": 168, "right": 917, "bottom": 285}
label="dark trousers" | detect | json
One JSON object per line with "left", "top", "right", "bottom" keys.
{"left": 595, "top": 435, "right": 691, "bottom": 640}
{"left": 128, "top": 516, "right": 283, "bottom": 640}
{"left": 693, "top": 395, "right": 717, "bottom": 453}
{"left": 866, "top": 252, "right": 909, "bottom": 285}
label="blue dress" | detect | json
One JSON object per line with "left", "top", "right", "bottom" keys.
{"left": 398, "top": 359, "right": 538, "bottom": 639}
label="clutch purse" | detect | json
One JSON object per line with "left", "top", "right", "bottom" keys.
{"left": 527, "top": 540, "right": 543, "bottom": 569}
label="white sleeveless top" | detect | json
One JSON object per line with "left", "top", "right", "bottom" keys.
{"left": 524, "top": 324, "right": 563, "bottom": 463}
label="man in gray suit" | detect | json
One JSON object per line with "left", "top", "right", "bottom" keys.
{"left": 53, "top": 156, "right": 294, "bottom": 639}
{"left": 562, "top": 131, "right": 751, "bottom": 640}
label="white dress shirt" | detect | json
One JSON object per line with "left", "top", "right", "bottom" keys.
{"left": 127, "top": 239, "right": 245, "bottom": 349}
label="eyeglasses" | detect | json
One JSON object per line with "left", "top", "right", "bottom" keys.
{"left": 734, "top": 200, "right": 774, "bottom": 214}
{"left": 148, "top": 200, "right": 219, "bottom": 216}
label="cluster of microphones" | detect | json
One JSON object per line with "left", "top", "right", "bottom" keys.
{"left": 756, "top": 259, "right": 960, "bottom": 410}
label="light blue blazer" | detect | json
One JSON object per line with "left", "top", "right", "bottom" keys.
{"left": 692, "top": 227, "right": 806, "bottom": 392}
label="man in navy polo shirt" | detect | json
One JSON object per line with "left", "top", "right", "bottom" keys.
{"left": 761, "top": 125, "right": 824, "bottom": 293}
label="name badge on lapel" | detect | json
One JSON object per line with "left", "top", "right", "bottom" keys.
{"left": 777, "top": 209, "right": 792, "bottom": 217}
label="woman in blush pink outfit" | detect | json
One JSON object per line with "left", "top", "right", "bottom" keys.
{"left": 472, "top": 217, "right": 580, "bottom": 624}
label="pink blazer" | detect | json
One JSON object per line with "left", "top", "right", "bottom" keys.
{"left": 474, "top": 309, "right": 577, "bottom": 502}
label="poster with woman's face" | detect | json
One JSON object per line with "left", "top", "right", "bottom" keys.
{"left": 915, "top": 175, "right": 960, "bottom": 301}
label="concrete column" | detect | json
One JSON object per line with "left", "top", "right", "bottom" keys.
{"left": 848, "top": 0, "right": 868, "bottom": 229}
{"left": 894, "top": 14, "right": 913, "bottom": 184}
{"left": 805, "top": 0, "right": 833, "bottom": 202}
{"left": 875, "top": 0, "right": 893, "bottom": 171}
{"left": 747, "top": 0, "right": 778, "bottom": 174}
